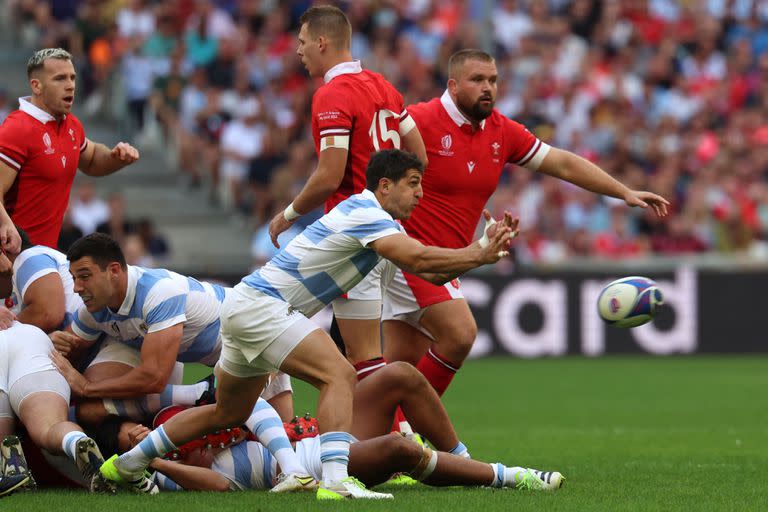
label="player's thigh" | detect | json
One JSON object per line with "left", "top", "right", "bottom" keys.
{"left": 351, "top": 364, "right": 414, "bottom": 440}
{"left": 16, "top": 390, "right": 70, "bottom": 443}
{"left": 382, "top": 319, "right": 431, "bottom": 365}
{"left": 419, "top": 299, "right": 477, "bottom": 346}
{"left": 278, "top": 329, "right": 356, "bottom": 389}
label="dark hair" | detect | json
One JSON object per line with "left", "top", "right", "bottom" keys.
{"left": 16, "top": 226, "right": 33, "bottom": 252}
{"left": 365, "top": 149, "right": 424, "bottom": 191}
{"left": 299, "top": 5, "right": 351, "bottom": 49}
{"left": 67, "top": 233, "right": 127, "bottom": 270}
{"left": 85, "top": 417, "right": 125, "bottom": 460}
{"left": 448, "top": 49, "right": 495, "bottom": 78}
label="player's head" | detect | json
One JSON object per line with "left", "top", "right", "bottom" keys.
{"left": 367, "top": 149, "right": 424, "bottom": 220}
{"left": 447, "top": 49, "right": 497, "bottom": 122}
{"left": 26, "top": 48, "right": 76, "bottom": 118}
{"left": 297, "top": 5, "right": 352, "bottom": 77}
{"left": 67, "top": 233, "right": 127, "bottom": 312}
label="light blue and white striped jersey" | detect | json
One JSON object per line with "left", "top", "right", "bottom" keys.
{"left": 242, "top": 189, "right": 403, "bottom": 317}
{"left": 10, "top": 245, "right": 82, "bottom": 329}
{"left": 71, "top": 265, "right": 224, "bottom": 365}
{"left": 211, "top": 440, "right": 276, "bottom": 490}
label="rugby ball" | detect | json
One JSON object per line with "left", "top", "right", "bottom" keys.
{"left": 597, "top": 276, "right": 663, "bottom": 328}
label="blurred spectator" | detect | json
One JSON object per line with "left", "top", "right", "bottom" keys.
{"left": 70, "top": 181, "right": 109, "bottom": 236}
{"left": 0, "top": 89, "right": 10, "bottom": 122}
{"left": 57, "top": 208, "right": 83, "bottom": 254}
{"left": 122, "top": 233, "right": 154, "bottom": 267}
{"left": 136, "top": 218, "right": 170, "bottom": 261}
{"left": 96, "top": 192, "right": 136, "bottom": 242}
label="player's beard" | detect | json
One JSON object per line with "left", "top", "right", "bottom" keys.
{"left": 458, "top": 95, "right": 494, "bottom": 122}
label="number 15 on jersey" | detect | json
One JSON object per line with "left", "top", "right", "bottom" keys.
{"left": 368, "top": 109, "right": 402, "bottom": 150}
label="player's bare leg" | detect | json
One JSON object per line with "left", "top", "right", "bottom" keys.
{"left": 336, "top": 317, "right": 382, "bottom": 364}
{"left": 351, "top": 362, "right": 459, "bottom": 452}
{"left": 348, "top": 433, "right": 563, "bottom": 490}
{"left": 382, "top": 319, "right": 431, "bottom": 365}
{"left": 419, "top": 299, "right": 477, "bottom": 364}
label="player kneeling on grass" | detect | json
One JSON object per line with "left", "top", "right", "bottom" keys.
{"left": 98, "top": 149, "right": 517, "bottom": 500}
{"left": 0, "top": 322, "right": 115, "bottom": 493}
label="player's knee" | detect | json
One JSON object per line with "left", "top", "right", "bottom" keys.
{"left": 386, "top": 433, "right": 421, "bottom": 466}
{"left": 213, "top": 405, "right": 251, "bottom": 428}
{"left": 385, "top": 361, "right": 426, "bottom": 392}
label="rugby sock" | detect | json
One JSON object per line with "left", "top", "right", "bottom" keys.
{"left": 61, "top": 431, "right": 87, "bottom": 461}
{"left": 416, "top": 348, "right": 461, "bottom": 396}
{"left": 319, "top": 431, "right": 352, "bottom": 484}
{"left": 353, "top": 357, "right": 387, "bottom": 380}
{"left": 449, "top": 441, "right": 471, "bottom": 459}
{"left": 103, "top": 382, "right": 209, "bottom": 420}
{"left": 245, "top": 398, "right": 305, "bottom": 476}
{"left": 118, "top": 425, "right": 177, "bottom": 475}
{"left": 489, "top": 463, "right": 506, "bottom": 487}
{"left": 490, "top": 464, "right": 532, "bottom": 488}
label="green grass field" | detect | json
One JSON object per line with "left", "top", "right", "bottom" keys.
{"left": 7, "top": 356, "right": 767, "bottom": 511}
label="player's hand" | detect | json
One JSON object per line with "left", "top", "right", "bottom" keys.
{"left": 482, "top": 210, "right": 519, "bottom": 250}
{"left": 0, "top": 250, "right": 13, "bottom": 277}
{"left": 0, "top": 221, "right": 21, "bottom": 255}
{"left": 49, "top": 330, "right": 84, "bottom": 358}
{"left": 0, "top": 307, "right": 15, "bottom": 330}
{"left": 127, "top": 423, "right": 151, "bottom": 447}
{"left": 624, "top": 190, "right": 670, "bottom": 217}
{"left": 269, "top": 211, "right": 294, "bottom": 248}
{"left": 111, "top": 142, "right": 140, "bottom": 163}
{"left": 478, "top": 224, "right": 516, "bottom": 264}
{"left": 49, "top": 349, "right": 88, "bottom": 396}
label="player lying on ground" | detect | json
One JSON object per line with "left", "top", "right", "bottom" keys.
{"left": 114, "top": 361, "right": 563, "bottom": 492}
{"left": 0, "top": 322, "right": 115, "bottom": 493}
{"left": 94, "top": 149, "right": 517, "bottom": 500}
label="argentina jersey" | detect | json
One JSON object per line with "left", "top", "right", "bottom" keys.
{"left": 71, "top": 266, "right": 223, "bottom": 365}
{"left": 242, "top": 189, "right": 403, "bottom": 317}
{"left": 11, "top": 245, "right": 82, "bottom": 329}
{"left": 211, "top": 441, "right": 276, "bottom": 490}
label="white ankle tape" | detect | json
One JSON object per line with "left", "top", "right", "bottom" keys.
{"left": 410, "top": 446, "right": 438, "bottom": 481}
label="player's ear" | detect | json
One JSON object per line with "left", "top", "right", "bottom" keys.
{"left": 317, "top": 35, "right": 327, "bottom": 52}
{"left": 29, "top": 78, "right": 41, "bottom": 95}
{"left": 447, "top": 78, "right": 458, "bottom": 95}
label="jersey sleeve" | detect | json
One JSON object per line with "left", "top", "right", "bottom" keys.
{"left": 71, "top": 115, "right": 88, "bottom": 153}
{"left": 0, "top": 117, "right": 28, "bottom": 171}
{"left": 143, "top": 279, "right": 188, "bottom": 333}
{"left": 313, "top": 86, "right": 352, "bottom": 151}
{"left": 12, "top": 251, "right": 59, "bottom": 300}
{"left": 341, "top": 208, "right": 402, "bottom": 247}
{"left": 71, "top": 307, "right": 104, "bottom": 341}
{"left": 503, "top": 118, "right": 551, "bottom": 171}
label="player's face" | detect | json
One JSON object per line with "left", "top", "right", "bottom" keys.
{"left": 70, "top": 257, "right": 117, "bottom": 312}
{"left": 386, "top": 169, "right": 424, "bottom": 220}
{"left": 297, "top": 23, "right": 322, "bottom": 77}
{"left": 31, "top": 58, "right": 77, "bottom": 118}
{"left": 451, "top": 59, "right": 497, "bottom": 122}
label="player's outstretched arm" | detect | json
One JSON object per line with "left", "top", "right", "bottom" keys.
{"left": 269, "top": 147, "right": 348, "bottom": 247}
{"left": 370, "top": 224, "right": 514, "bottom": 284}
{"left": 78, "top": 138, "right": 140, "bottom": 177}
{"left": 538, "top": 147, "right": 670, "bottom": 217}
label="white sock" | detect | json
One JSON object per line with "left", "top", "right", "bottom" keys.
{"left": 117, "top": 425, "right": 177, "bottom": 476}
{"left": 319, "top": 432, "right": 352, "bottom": 485}
{"left": 245, "top": 399, "right": 305, "bottom": 476}
{"left": 449, "top": 441, "right": 470, "bottom": 459}
{"left": 501, "top": 465, "right": 530, "bottom": 488}
{"left": 103, "top": 382, "right": 209, "bottom": 420}
{"left": 61, "top": 431, "right": 87, "bottom": 461}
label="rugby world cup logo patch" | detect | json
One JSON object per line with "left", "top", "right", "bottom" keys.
{"left": 439, "top": 134, "right": 454, "bottom": 156}
{"left": 609, "top": 297, "right": 621, "bottom": 314}
{"left": 43, "top": 133, "right": 55, "bottom": 154}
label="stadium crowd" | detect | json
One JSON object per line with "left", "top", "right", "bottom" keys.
{"left": 5, "top": 0, "right": 768, "bottom": 264}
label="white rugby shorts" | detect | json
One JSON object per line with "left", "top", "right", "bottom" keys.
{"left": 382, "top": 268, "right": 464, "bottom": 330}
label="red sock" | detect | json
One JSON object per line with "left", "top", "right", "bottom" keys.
{"left": 353, "top": 357, "right": 387, "bottom": 381}
{"left": 416, "top": 348, "right": 461, "bottom": 396}
{"left": 391, "top": 407, "right": 408, "bottom": 433}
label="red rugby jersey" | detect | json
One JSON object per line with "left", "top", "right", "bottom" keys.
{"left": 0, "top": 97, "right": 87, "bottom": 248}
{"left": 311, "top": 61, "right": 415, "bottom": 212}
{"left": 403, "top": 91, "right": 550, "bottom": 248}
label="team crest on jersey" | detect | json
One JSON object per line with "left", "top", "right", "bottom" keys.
{"left": 42, "top": 133, "right": 55, "bottom": 154}
{"left": 491, "top": 142, "right": 500, "bottom": 155}
{"left": 438, "top": 134, "right": 454, "bottom": 157}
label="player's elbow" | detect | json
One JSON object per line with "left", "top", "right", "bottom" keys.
{"left": 140, "top": 369, "right": 169, "bottom": 394}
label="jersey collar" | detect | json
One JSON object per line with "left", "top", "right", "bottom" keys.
{"left": 324, "top": 60, "right": 362, "bottom": 84}
{"left": 116, "top": 265, "right": 139, "bottom": 316}
{"left": 360, "top": 188, "right": 383, "bottom": 208}
{"left": 440, "top": 90, "right": 485, "bottom": 130}
{"left": 18, "top": 96, "right": 61, "bottom": 124}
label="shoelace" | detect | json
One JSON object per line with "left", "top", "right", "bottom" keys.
{"left": 514, "top": 470, "right": 543, "bottom": 490}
